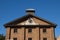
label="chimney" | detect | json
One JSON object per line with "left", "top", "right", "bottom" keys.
{"left": 26, "top": 9, "right": 35, "bottom": 15}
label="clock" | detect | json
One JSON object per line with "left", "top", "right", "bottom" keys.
{"left": 28, "top": 18, "right": 32, "bottom": 23}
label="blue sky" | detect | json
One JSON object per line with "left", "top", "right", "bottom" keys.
{"left": 0, "top": 0, "right": 60, "bottom": 37}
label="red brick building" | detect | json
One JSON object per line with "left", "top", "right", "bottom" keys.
{"left": 4, "top": 9, "right": 57, "bottom": 40}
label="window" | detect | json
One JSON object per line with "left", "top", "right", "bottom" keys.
{"left": 43, "top": 28, "right": 46, "bottom": 33}
{"left": 43, "top": 38, "right": 47, "bottom": 40}
{"left": 28, "top": 28, "right": 32, "bottom": 33}
{"left": 13, "top": 38, "right": 17, "bottom": 40}
{"left": 28, "top": 38, "right": 32, "bottom": 40}
{"left": 14, "top": 28, "right": 17, "bottom": 33}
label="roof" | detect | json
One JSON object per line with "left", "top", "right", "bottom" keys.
{"left": 4, "top": 14, "right": 57, "bottom": 28}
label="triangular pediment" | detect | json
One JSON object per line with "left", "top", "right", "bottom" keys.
{"left": 4, "top": 15, "right": 56, "bottom": 27}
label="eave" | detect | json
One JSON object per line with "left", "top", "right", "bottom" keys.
{"left": 4, "top": 25, "right": 56, "bottom": 28}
